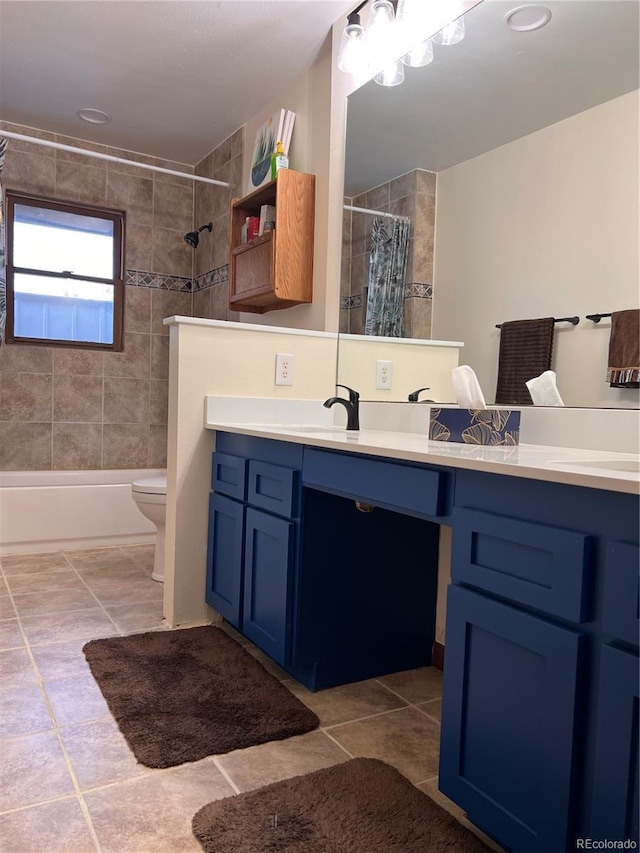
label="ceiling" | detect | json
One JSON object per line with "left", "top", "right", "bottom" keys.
{"left": 345, "top": 0, "right": 640, "bottom": 196}
{"left": 0, "top": 0, "right": 353, "bottom": 165}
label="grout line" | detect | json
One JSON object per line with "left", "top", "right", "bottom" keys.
{"left": 211, "top": 758, "right": 241, "bottom": 795}
{"left": 321, "top": 729, "right": 355, "bottom": 760}
{"left": 321, "top": 704, "right": 416, "bottom": 732}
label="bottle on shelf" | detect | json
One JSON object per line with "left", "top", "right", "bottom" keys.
{"left": 270, "top": 141, "right": 289, "bottom": 180}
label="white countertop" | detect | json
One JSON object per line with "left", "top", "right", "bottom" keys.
{"left": 204, "top": 420, "right": 640, "bottom": 496}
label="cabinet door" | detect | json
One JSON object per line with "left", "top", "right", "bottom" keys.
{"left": 440, "top": 585, "right": 584, "bottom": 853}
{"left": 206, "top": 493, "right": 245, "bottom": 628}
{"left": 589, "top": 644, "right": 639, "bottom": 845}
{"left": 242, "top": 507, "right": 294, "bottom": 666}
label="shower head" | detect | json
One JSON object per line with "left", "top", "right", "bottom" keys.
{"left": 184, "top": 222, "right": 212, "bottom": 248}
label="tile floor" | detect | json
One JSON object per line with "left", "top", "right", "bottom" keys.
{"left": 0, "top": 544, "right": 501, "bottom": 852}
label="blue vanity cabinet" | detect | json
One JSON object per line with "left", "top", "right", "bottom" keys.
{"left": 440, "top": 584, "right": 584, "bottom": 853}
{"left": 206, "top": 434, "right": 304, "bottom": 667}
{"left": 441, "top": 470, "right": 640, "bottom": 852}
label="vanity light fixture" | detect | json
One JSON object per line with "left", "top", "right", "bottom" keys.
{"left": 76, "top": 108, "right": 111, "bottom": 125}
{"left": 337, "top": 0, "right": 473, "bottom": 85}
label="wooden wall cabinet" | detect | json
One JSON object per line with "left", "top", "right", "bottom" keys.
{"left": 229, "top": 169, "right": 315, "bottom": 313}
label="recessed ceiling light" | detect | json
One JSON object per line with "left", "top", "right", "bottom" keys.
{"left": 76, "top": 108, "right": 111, "bottom": 125}
{"left": 505, "top": 5, "right": 552, "bottom": 32}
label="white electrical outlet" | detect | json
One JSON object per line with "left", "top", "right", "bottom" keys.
{"left": 376, "top": 359, "right": 392, "bottom": 390}
{"left": 275, "top": 353, "right": 295, "bottom": 386}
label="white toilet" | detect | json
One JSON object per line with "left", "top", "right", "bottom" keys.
{"left": 131, "top": 475, "right": 167, "bottom": 583}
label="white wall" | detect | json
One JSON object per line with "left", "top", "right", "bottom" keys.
{"left": 433, "top": 91, "right": 640, "bottom": 409}
{"left": 337, "top": 334, "right": 462, "bottom": 402}
{"left": 239, "top": 35, "right": 338, "bottom": 333}
{"left": 163, "top": 318, "right": 338, "bottom": 627}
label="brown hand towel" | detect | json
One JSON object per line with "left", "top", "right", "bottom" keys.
{"left": 495, "top": 317, "right": 555, "bottom": 405}
{"left": 608, "top": 309, "right": 640, "bottom": 388}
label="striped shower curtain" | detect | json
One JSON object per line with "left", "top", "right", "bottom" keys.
{"left": 0, "top": 137, "right": 7, "bottom": 345}
{"left": 364, "top": 215, "right": 410, "bottom": 338}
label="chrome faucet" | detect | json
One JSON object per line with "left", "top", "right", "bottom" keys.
{"left": 324, "top": 384, "right": 360, "bottom": 430}
{"left": 408, "top": 387, "right": 433, "bottom": 402}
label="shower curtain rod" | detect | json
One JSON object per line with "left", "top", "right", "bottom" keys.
{"left": 0, "top": 130, "right": 230, "bottom": 188}
{"left": 343, "top": 204, "right": 410, "bottom": 221}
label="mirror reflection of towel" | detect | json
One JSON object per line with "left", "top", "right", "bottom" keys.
{"left": 495, "top": 317, "right": 555, "bottom": 405}
{"left": 608, "top": 309, "right": 640, "bottom": 388}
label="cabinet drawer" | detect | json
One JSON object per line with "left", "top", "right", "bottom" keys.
{"left": 302, "top": 448, "right": 444, "bottom": 518}
{"left": 211, "top": 452, "right": 247, "bottom": 501}
{"left": 451, "top": 508, "right": 591, "bottom": 622}
{"left": 248, "top": 461, "right": 299, "bottom": 518}
{"left": 602, "top": 542, "right": 639, "bottom": 647}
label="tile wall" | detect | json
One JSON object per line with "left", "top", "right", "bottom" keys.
{"left": 191, "top": 129, "right": 244, "bottom": 323}
{"left": 0, "top": 122, "right": 246, "bottom": 471}
{"left": 341, "top": 169, "right": 436, "bottom": 338}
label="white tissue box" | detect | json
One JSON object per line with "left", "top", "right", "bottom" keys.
{"left": 429, "top": 408, "right": 521, "bottom": 446}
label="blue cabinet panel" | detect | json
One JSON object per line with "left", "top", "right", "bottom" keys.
{"left": 589, "top": 644, "right": 639, "bottom": 844}
{"left": 242, "top": 507, "right": 295, "bottom": 666}
{"left": 602, "top": 542, "right": 640, "bottom": 647}
{"left": 211, "top": 452, "right": 247, "bottom": 500}
{"left": 440, "top": 585, "right": 583, "bottom": 853}
{"left": 452, "top": 508, "right": 591, "bottom": 622}
{"left": 205, "top": 493, "right": 245, "bottom": 627}
{"left": 248, "top": 461, "right": 299, "bottom": 519}
{"left": 302, "top": 447, "right": 445, "bottom": 518}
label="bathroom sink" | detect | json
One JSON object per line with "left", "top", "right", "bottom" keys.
{"left": 551, "top": 458, "right": 640, "bottom": 474}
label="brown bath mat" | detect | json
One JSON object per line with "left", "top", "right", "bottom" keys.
{"left": 192, "top": 758, "right": 493, "bottom": 853}
{"left": 83, "top": 626, "right": 318, "bottom": 769}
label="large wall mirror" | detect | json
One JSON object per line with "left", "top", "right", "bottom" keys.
{"left": 337, "top": 0, "right": 639, "bottom": 407}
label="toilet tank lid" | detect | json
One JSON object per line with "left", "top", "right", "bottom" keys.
{"left": 132, "top": 476, "right": 167, "bottom": 494}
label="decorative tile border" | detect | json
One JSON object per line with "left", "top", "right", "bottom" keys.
{"left": 404, "top": 282, "right": 433, "bottom": 299}
{"left": 340, "top": 283, "right": 432, "bottom": 311}
{"left": 125, "top": 270, "right": 192, "bottom": 292}
{"left": 193, "top": 264, "right": 229, "bottom": 292}
{"left": 125, "top": 265, "right": 230, "bottom": 294}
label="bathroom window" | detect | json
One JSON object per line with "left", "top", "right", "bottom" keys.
{"left": 5, "top": 191, "right": 125, "bottom": 350}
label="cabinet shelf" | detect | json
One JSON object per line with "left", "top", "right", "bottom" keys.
{"left": 229, "top": 169, "right": 315, "bottom": 314}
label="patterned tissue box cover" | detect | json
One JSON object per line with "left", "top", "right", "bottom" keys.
{"left": 428, "top": 408, "right": 521, "bottom": 446}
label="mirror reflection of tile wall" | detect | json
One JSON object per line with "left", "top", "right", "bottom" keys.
{"left": 340, "top": 169, "right": 436, "bottom": 338}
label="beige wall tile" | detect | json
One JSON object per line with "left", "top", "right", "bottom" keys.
{"left": 103, "top": 378, "right": 149, "bottom": 424}
{"left": 350, "top": 254, "right": 366, "bottom": 297}
{"left": 0, "top": 373, "right": 52, "bottom": 421}
{"left": 417, "top": 169, "right": 437, "bottom": 196}
{"left": 150, "top": 335, "right": 169, "bottom": 380}
{"left": 148, "top": 425, "right": 168, "bottom": 468}
{"left": 153, "top": 181, "right": 193, "bottom": 232}
{"left": 3, "top": 150, "right": 56, "bottom": 196}
{"left": 192, "top": 288, "right": 211, "bottom": 320}
{"left": 211, "top": 165, "right": 231, "bottom": 221}
{"left": 195, "top": 183, "right": 214, "bottom": 235}
{"left": 151, "top": 227, "right": 193, "bottom": 277}
{"left": 390, "top": 193, "right": 414, "bottom": 222}
{"left": 55, "top": 161, "right": 106, "bottom": 205}
{"left": 0, "top": 345, "right": 52, "bottom": 374}
{"left": 55, "top": 135, "right": 109, "bottom": 164}
{"left": 0, "top": 423, "right": 52, "bottom": 469}
{"left": 124, "top": 285, "right": 151, "bottom": 333}
{"left": 102, "top": 424, "right": 149, "bottom": 468}
{"left": 194, "top": 231, "right": 213, "bottom": 278}
{"left": 149, "top": 381, "right": 169, "bottom": 424}
{"left": 229, "top": 154, "right": 243, "bottom": 199}
{"left": 53, "top": 375, "right": 103, "bottom": 422}
{"left": 53, "top": 348, "right": 104, "bottom": 376}
{"left": 151, "top": 290, "right": 191, "bottom": 335}
{"left": 52, "top": 423, "right": 102, "bottom": 470}
{"left": 209, "top": 284, "right": 230, "bottom": 321}
{"left": 125, "top": 224, "right": 153, "bottom": 270}
{"left": 404, "top": 298, "right": 433, "bottom": 340}
{"left": 231, "top": 127, "right": 244, "bottom": 159}
{"left": 213, "top": 135, "right": 233, "bottom": 171}
{"left": 339, "top": 308, "right": 349, "bottom": 333}
{"left": 104, "top": 332, "right": 150, "bottom": 379}
{"left": 211, "top": 216, "right": 229, "bottom": 269}
{"left": 390, "top": 170, "right": 417, "bottom": 201}
{"left": 366, "top": 183, "right": 390, "bottom": 211}
{"left": 195, "top": 151, "right": 214, "bottom": 179}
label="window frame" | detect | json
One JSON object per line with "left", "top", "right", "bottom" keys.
{"left": 5, "top": 190, "right": 126, "bottom": 351}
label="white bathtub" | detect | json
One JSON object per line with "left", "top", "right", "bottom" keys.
{"left": 0, "top": 468, "right": 164, "bottom": 555}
